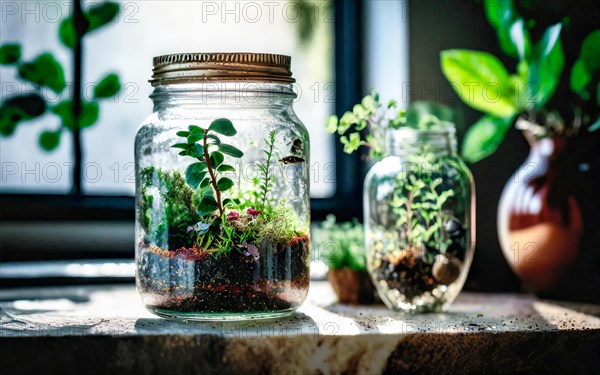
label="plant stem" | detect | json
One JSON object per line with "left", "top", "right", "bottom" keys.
{"left": 203, "top": 130, "right": 223, "bottom": 216}
{"left": 406, "top": 190, "right": 414, "bottom": 244}
{"left": 260, "top": 131, "right": 276, "bottom": 209}
{"left": 71, "top": 0, "right": 85, "bottom": 196}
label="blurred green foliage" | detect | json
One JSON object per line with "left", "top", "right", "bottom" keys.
{"left": 440, "top": 0, "right": 599, "bottom": 163}
{"left": 313, "top": 215, "right": 366, "bottom": 271}
{"left": 326, "top": 89, "right": 455, "bottom": 160}
{"left": 0, "top": 1, "right": 122, "bottom": 152}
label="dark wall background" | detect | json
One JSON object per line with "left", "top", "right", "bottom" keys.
{"left": 407, "top": 0, "right": 599, "bottom": 292}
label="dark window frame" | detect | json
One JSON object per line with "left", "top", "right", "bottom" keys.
{"left": 0, "top": 0, "right": 366, "bottom": 259}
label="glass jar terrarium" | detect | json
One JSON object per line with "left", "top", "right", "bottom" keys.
{"left": 135, "top": 53, "right": 310, "bottom": 321}
{"left": 364, "top": 127, "right": 474, "bottom": 312}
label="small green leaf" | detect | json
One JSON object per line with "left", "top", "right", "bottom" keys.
{"left": 484, "top": 0, "right": 513, "bottom": 30}
{"left": 339, "top": 112, "right": 359, "bottom": 128}
{"left": 0, "top": 44, "right": 21, "bottom": 64}
{"left": 361, "top": 95, "right": 377, "bottom": 112}
{"left": 356, "top": 119, "right": 368, "bottom": 131}
{"left": 198, "top": 195, "right": 219, "bottom": 215}
{"left": 325, "top": 115, "right": 338, "bottom": 133}
{"left": 218, "top": 144, "right": 244, "bottom": 158}
{"left": 200, "top": 177, "right": 211, "bottom": 188}
{"left": 176, "top": 130, "right": 190, "bottom": 137}
{"left": 509, "top": 19, "right": 530, "bottom": 60}
{"left": 570, "top": 60, "right": 591, "bottom": 98}
{"left": 208, "top": 118, "right": 236, "bottom": 136}
{"left": 440, "top": 49, "right": 518, "bottom": 117}
{"left": 58, "top": 1, "right": 120, "bottom": 47}
{"left": 187, "top": 133, "right": 203, "bottom": 144}
{"left": 217, "top": 164, "right": 236, "bottom": 172}
{"left": 217, "top": 177, "right": 234, "bottom": 191}
{"left": 171, "top": 143, "right": 188, "bottom": 149}
{"left": 526, "top": 23, "right": 564, "bottom": 109}
{"left": 483, "top": 0, "right": 529, "bottom": 59}
{"left": 209, "top": 151, "right": 224, "bottom": 167}
{"left": 51, "top": 101, "right": 99, "bottom": 130}
{"left": 93, "top": 73, "right": 121, "bottom": 99}
{"left": 580, "top": 30, "right": 600, "bottom": 72}
{"left": 0, "top": 94, "right": 46, "bottom": 136}
{"left": 0, "top": 107, "right": 22, "bottom": 136}
{"left": 340, "top": 132, "right": 361, "bottom": 154}
{"left": 353, "top": 104, "right": 368, "bottom": 118}
{"left": 58, "top": 19, "right": 77, "bottom": 48}
{"left": 87, "top": 2, "right": 120, "bottom": 32}
{"left": 207, "top": 134, "right": 221, "bottom": 144}
{"left": 39, "top": 130, "right": 61, "bottom": 151}
{"left": 188, "top": 125, "right": 204, "bottom": 132}
{"left": 188, "top": 144, "right": 205, "bottom": 158}
{"left": 222, "top": 198, "right": 235, "bottom": 207}
{"left": 462, "top": 114, "right": 514, "bottom": 163}
{"left": 185, "top": 162, "right": 207, "bottom": 188}
{"left": 2, "top": 94, "right": 46, "bottom": 119}
{"left": 18, "top": 53, "right": 66, "bottom": 93}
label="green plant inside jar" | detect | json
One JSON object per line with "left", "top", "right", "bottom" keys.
{"left": 377, "top": 153, "right": 467, "bottom": 300}
{"left": 327, "top": 91, "right": 470, "bottom": 309}
{"left": 137, "top": 118, "right": 309, "bottom": 315}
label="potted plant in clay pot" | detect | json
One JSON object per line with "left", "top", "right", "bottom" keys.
{"left": 440, "top": 0, "right": 599, "bottom": 302}
{"left": 313, "top": 215, "right": 378, "bottom": 304}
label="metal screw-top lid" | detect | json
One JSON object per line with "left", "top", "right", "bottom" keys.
{"left": 150, "top": 52, "right": 295, "bottom": 86}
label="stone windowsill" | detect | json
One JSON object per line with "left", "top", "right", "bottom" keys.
{"left": 1, "top": 281, "right": 599, "bottom": 374}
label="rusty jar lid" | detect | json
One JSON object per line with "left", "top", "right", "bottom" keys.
{"left": 150, "top": 52, "right": 295, "bottom": 86}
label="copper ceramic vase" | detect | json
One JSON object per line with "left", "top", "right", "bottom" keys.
{"left": 498, "top": 119, "right": 600, "bottom": 302}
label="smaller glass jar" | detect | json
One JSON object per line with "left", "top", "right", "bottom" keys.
{"left": 364, "top": 127, "right": 475, "bottom": 312}
{"left": 135, "top": 53, "right": 310, "bottom": 321}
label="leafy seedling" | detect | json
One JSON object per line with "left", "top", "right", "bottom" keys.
{"left": 326, "top": 90, "right": 454, "bottom": 160}
{"left": 172, "top": 118, "right": 244, "bottom": 217}
{"left": 257, "top": 130, "right": 276, "bottom": 211}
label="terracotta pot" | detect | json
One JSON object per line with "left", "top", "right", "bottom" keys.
{"left": 327, "top": 268, "right": 379, "bottom": 304}
{"left": 498, "top": 119, "right": 600, "bottom": 302}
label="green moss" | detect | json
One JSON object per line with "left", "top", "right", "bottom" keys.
{"left": 139, "top": 166, "right": 199, "bottom": 249}
{"left": 139, "top": 165, "right": 307, "bottom": 255}
{"left": 254, "top": 205, "right": 308, "bottom": 245}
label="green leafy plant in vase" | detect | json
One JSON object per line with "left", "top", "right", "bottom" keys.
{"left": 136, "top": 118, "right": 310, "bottom": 317}
{"left": 440, "top": 0, "right": 599, "bottom": 300}
{"left": 327, "top": 91, "right": 474, "bottom": 312}
{"left": 313, "top": 215, "right": 379, "bottom": 304}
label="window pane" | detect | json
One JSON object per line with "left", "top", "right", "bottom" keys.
{"left": 0, "top": 0, "right": 335, "bottom": 198}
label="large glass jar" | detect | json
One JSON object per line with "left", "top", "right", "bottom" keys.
{"left": 364, "top": 127, "right": 474, "bottom": 312}
{"left": 135, "top": 53, "right": 310, "bottom": 321}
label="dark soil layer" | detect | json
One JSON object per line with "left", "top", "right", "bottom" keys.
{"left": 372, "top": 218, "right": 468, "bottom": 302}
{"left": 375, "top": 251, "right": 439, "bottom": 300}
{"left": 137, "top": 235, "right": 310, "bottom": 314}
